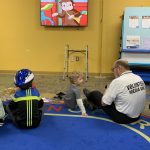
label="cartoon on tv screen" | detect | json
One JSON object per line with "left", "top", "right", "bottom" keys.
{"left": 40, "top": 0, "right": 88, "bottom": 27}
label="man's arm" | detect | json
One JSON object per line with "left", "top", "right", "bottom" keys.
{"left": 101, "top": 100, "right": 108, "bottom": 107}
{"left": 101, "top": 80, "right": 119, "bottom": 106}
{"left": 101, "top": 84, "right": 109, "bottom": 107}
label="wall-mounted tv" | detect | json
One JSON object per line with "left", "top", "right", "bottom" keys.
{"left": 40, "top": 0, "right": 88, "bottom": 27}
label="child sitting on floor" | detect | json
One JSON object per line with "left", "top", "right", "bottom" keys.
{"left": 7, "top": 69, "right": 44, "bottom": 128}
{"left": 64, "top": 71, "right": 87, "bottom": 116}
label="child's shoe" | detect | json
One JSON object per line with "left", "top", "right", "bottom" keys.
{"left": 0, "top": 119, "right": 4, "bottom": 126}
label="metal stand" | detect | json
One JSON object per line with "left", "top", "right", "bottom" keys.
{"left": 63, "top": 44, "right": 88, "bottom": 81}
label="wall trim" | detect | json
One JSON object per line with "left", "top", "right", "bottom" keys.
{"left": 0, "top": 70, "right": 114, "bottom": 78}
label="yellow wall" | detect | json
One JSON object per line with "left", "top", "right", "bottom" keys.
{"left": 0, "top": 0, "right": 150, "bottom": 74}
{"left": 0, "top": 0, "right": 103, "bottom": 74}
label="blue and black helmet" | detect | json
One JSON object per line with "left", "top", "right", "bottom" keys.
{"left": 14, "top": 69, "right": 34, "bottom": 87}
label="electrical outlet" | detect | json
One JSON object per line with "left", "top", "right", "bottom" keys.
{"left": 76, "top": 56, "right": 80, "bottom": 61}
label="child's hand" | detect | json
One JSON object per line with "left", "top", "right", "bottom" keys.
{"left": 52, "top": 13, "right": 58, "bottom": 17}
{"left": 82, "top": 113, "right": 88, "bottom": 117}
{"left": 68, "top": 15, "right": 74, "bottom": 20}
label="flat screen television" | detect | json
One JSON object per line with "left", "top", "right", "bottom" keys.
{"left": 40, "top": 0, "right": 88, "bottom": 27}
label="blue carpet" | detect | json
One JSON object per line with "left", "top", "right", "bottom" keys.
{"left": 0, "top": 103, "right": 150, "bottom": 150}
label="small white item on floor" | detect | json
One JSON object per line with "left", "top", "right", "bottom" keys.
{"left": 42, "top": 97, "right": 52, "bottom": 103}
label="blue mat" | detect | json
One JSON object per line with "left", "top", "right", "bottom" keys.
{"left": 0, "top": 103, "right": 150, "bottom": 150}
